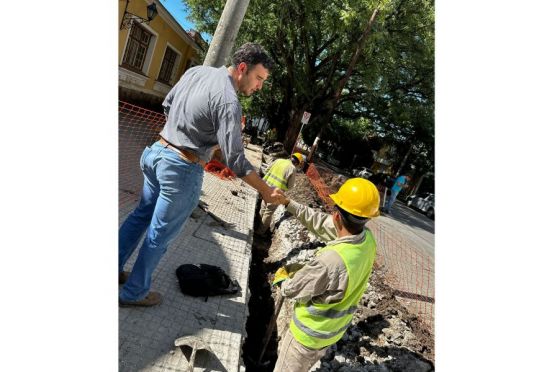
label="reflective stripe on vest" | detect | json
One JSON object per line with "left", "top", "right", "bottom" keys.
{"left": 263, "top": 159, "right": 292, "bottom": 190}
{"left": 292, "top": 313, "right": 353, "bottom": 339}
{"left": 306, "top": 305, "right": 357, "bottom": 318}
{"left": 290, "top": 230, "right": 377, "bottom": 349}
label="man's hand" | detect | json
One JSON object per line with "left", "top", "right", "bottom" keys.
{"left": 263, "top": 187, "right": 287, "bottom": 205}
{"left": 210, "top": 146, "right": 223, "bottom": 162}
{"left": 241, "top": 171, "right": 287, "bottom": 205}
{"left": 241, "top": 171, "right": 290, "bottom": 205}
{"left": 271, "top": 188, "right": 290, "bottom": 205}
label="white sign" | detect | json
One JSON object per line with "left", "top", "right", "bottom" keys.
{"left": 301, "top": 111, "right": 311, "bottom": 124}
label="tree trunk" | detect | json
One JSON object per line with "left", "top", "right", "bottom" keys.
{"left": 410, "top": 172, "right": 433, "bottom": 196}
{"left": 395, "top": 142, "right": 413, "bottom": 177}
{"left": 350, "top": 154, "right": 358, "bottom": 170}
{"left": 283, "top": 109, "right": 306, "bottom": 152}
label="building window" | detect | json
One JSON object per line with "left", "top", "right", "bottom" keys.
{"left": 122, "top": 22, "right": 153, "bottom": 73}
{"left": 158, "top": 47, "right": 179, "bottom": 84}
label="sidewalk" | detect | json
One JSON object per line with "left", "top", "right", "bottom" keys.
{"left": 368, "top": 200, "right": 435, "bottom": 331}
{"left": 119, "top": 143, "right": 263, "bottom": 372}
{"left": 376, "top": 200, "right": 434, "bottom": 259}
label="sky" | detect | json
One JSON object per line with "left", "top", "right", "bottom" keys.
{"left": 159, "top": 0, "right": 212, "bottom": 42}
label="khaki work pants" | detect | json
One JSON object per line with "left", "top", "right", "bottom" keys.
{"left": 257, "top": 200, "right": 279, "bottom": 234}
{"left": 273, "top": 328, "right": 327, "bottom": 372}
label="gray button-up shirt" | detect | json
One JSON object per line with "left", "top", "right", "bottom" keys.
{"left": 159, "top": 65, "right": 254, "bottom": 177}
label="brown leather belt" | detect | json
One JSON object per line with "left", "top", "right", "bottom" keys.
{"left": 159, "top": 138, "right": 206, "bottom": 167}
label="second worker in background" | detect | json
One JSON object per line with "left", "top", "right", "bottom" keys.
{"left": 256, "top": 152, "right": 305, "bottom": 237}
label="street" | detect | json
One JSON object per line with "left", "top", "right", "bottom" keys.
{"left": 377, "top": 199, "right": 435, "bottom": 259}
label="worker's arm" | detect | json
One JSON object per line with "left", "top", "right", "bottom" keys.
{"left": 242, "top": 171, "right": 284, "bottom": 204}
{"left": 271, "top": 189, "right": 337, "bottom": 242}
{"left": 285, "top": 165, "right": 297, "bottom": 189}
{"left": 281, "top": 250, "right": 348, "bottom": 304}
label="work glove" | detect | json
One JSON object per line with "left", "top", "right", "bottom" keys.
{"left": 272, "top": 267, "right": 289, "bottom": 286}
{"left": 272, "top": 264, "right": 304, "bottom": 286}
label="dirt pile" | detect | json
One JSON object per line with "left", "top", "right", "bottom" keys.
{"left": 313, "top": 164, "right": 348, "bottom": 192}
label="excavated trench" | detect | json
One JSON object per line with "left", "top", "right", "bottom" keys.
{"left": 242, "top": 207, "right": 281, "bottom": 371}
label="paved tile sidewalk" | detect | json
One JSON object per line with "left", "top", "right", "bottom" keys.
{"left": 119, "top": 144, "right": 263, "bottom": 372}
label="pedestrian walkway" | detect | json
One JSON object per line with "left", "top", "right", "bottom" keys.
{"left": 377, "top": 200, "right": 434, "bottom": 258}
{"left": 119, "top": 143, "right": 263, "bottom": 372}
{"left": 368, "top": 200, "right": 435, "bottom": 332}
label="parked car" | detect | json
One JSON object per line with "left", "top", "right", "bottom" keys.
{"left": 405, "top": 192, "right": 435, "bottom": 219}
{"left": 352, "top": 167, "right": 373, "bottom": 179}
{"left": 263, "top": 141, "right": 285, "bottom": 155}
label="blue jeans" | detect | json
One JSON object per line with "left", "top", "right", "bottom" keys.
{"left": 119, "top": 141, "right": 203, "bottom": 301}
{"left": 384, "top": 190, "right": 400, "bottom": 212}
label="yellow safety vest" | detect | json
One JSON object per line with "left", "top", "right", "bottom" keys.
{"left": 263, "top": 159, "right": 292, "bottom": 191}
{"left": 289, "top": 229, "right": 377, "bottom": 349}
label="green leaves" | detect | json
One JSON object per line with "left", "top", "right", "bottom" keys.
{"left": 183, "top": 0, "right": 433, "bottom": 171}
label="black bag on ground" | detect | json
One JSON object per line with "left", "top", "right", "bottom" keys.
{"left": 176, "top": 263, "right": 240, "bottom": 300}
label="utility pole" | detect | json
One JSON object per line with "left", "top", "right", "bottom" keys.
{"left": 203, "top": 0, "right": 251, "bottom": 67}
{"left": 307, "top": 7, "right": 379, "bottom": 162}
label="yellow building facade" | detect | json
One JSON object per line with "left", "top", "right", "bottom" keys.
{"left": 118, "top": 0, "right": 206, "bottom": 110}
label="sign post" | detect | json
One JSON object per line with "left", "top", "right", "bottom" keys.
{"left": 292, "top": 111, "right": 311, "bottom": 155}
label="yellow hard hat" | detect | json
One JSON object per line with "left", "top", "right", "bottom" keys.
{"left": 329, "top": 178, "right": 380, "bottom": 218}
{"left": 292, "top": 152, "right": 304, "bottom": 165}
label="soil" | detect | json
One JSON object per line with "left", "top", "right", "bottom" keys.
{"left": 242, "top": 159, "right": 434, "bottom": 371}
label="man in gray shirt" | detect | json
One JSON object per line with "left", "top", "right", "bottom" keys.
{"left": 119, "top": 43, "right": 282, "bottom": 307}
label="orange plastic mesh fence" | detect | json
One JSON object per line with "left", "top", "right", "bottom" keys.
{"left": 305, "top": 163, "right": 434, "bottom": 333}
{"left": 118, "top": 101, "right": 166, "bottom": 209}
{"left": 305, "top": 163, "right": 335, "bottom": 212}
{"left": 369, "top": 223, "right": 434, "bottom": 332}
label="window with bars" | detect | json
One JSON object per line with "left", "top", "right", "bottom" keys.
{"left": 158, "top": 47, "right": 179, "bottom": 84}
{"left": 122, "top": 23, "right": 153, "bottom": 73}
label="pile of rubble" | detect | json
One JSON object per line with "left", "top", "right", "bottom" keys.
{"left": 262, "top": 171, "right": 434, "bottom": 371}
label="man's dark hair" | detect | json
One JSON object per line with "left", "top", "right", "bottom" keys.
{"left": 335, "top": 205, "right": 369, "bottom": 235}
{"left": 232, "top": 43, "right": 274, "bottom": 71}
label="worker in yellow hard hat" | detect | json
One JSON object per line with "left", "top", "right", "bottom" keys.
{"left": 270, "top": 178, "right": 380, "bottom": 372}
{"left": 256, "top": 152, "right": 306, "bottom": 237}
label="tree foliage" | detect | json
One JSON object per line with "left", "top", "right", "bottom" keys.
{"left": 184, "top": 0, "right": 434, "bottom": 173}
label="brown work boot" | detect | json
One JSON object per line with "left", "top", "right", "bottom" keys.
{"left": 119, "top": 271, "right": 130, "bottom": 285}
{"left": 119, "top": 292, "right": 162, "bottom": 307}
